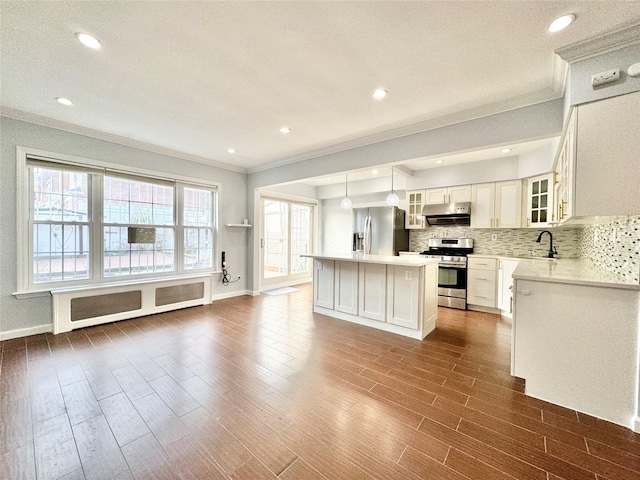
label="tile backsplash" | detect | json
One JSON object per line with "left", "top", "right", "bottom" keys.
{"left": 409, "top": 226, "right": 582, "bottom": 258}
{"left": 579, "top": 216, "right": 640, "bottom": 283}
{"left": 409, "top": 216, "right": 639, "bottom": 283}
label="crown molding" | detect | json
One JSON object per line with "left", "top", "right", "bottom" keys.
{"left": 0, "top": 108, "right": 247, "bottom": 174}
{"left": 555, "top": 22, "right": 640, "bottom": 64}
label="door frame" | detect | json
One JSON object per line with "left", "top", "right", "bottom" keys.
{"left": 258, "top": 192, "right": 318, "bottom": 292}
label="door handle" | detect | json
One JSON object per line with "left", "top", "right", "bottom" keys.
{"left": 510, "top": 296, "right": 513, "bottom": 314}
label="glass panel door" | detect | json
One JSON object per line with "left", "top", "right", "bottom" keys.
{"left": 261, "top": 198, "right": 313, "bottom": 287}
{"left": 263, "top": 199, "right": 288, "bottom": 280}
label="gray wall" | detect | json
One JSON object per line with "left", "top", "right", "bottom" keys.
{"left": 0, "top": 117, "right": 248, "bottom": 336}
{"left": 568, "top": 45, "right": 640, "bottom": 106}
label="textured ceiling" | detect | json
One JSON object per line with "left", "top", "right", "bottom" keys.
{"left": 2, "top": 1, "right": 640, "bottom": 172}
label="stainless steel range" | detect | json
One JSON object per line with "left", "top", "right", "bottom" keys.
{"left": 421, "top": 238, "right": 474, "bottom": 310}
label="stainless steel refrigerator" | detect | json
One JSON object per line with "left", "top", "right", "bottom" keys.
{"left": 352, "top": 207, "right": 409, "bottom": 255}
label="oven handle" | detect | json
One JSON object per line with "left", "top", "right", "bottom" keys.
{"left": 438, "top": 264, "right": 467, "bottom": 269}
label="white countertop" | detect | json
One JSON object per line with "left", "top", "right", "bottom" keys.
{"left": 302, "top": 253, "right": 439, "bottom": 267}
{"left": 513, "top": 258, "right": 640, "bottom": 290}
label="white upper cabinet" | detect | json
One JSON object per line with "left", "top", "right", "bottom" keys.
{"left": 424, "top": 185, "right": 471, "bottom": 205}
{"left": 526, "top": 174, "right": 554, "bottom": 228}
{"left": 471, "top": 181, "right": 522, "bottom": 228}
{"left": 553, "top": 107, "right": 576, "bottom": 224}
{"left": 470, "top": 183, "right": 495, "bottom": 228}
{"left": 574, "top": 90, "right": 640, "bottom": 217}
{"left": 405, "top": 189, "right": 426, "bottom": 229}
{"left": 552, "top": 90, "right": 640, "bottom": 223}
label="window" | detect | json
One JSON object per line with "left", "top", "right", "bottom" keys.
{"left": 20, "top": 153, "right": 218, "bottom": 291}
{"left": 103, "top": 175, "right": 175, "bottom": 277}
{"left": 31, "top": 165, "right": 91, "bottom": 282}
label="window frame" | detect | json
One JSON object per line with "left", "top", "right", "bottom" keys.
{"left": 16, "top": 147, "right": 220, "bottom": 294}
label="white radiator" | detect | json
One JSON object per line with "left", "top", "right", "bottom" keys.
{"left": 51, "top": 274, "right": 212, "bottom": 334}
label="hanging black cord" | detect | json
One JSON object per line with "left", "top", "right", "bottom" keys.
{"left": 222, "top": 266, "right": 231, "bottom": 286}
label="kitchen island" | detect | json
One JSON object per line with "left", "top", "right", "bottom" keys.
{"left": 511, "top": 259, "right": 640, "bottom": 431}
{"left": 302, "top": 253, "right": 440, "bottom": 340}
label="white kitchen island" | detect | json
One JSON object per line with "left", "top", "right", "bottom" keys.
{"left": 512, "top": 259, "right": 640, "bottom": 431}
{"left": 302, "top": 253, "right": 440, "bottom": 340}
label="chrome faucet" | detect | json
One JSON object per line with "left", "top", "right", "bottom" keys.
{"left": 536, "top": 230, "right": 557, "bottom": 258}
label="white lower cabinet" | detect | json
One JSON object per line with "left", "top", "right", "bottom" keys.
{"left": 497, "top": 259, "right": 519, "bottom": 318}
{"left": 467, "top": 257, "right": 498, "bottom": 309}
{"left": 386, "top": 265, "right": 420, "bottom": 329}
{"left": 313, "top": 259, "right": 334, "bottom": 309}
{"left": 334, "top": 261, "right": 359, "bottom": 315}
{"left": 358, "top": 262, "right": 386, "bottom": 321}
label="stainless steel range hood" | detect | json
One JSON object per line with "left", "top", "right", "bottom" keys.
{"left": 422, "top": 202, "right": 471, "bottom": 226}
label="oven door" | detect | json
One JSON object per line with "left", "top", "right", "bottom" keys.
{"left": 437, "top": 265, "right": 467, "bottom": 299}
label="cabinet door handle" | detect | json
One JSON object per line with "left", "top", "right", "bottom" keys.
{"left": 443, "top": 194, "right": 446, "bottom": 203}
{"left": 527, "top": 217, "right": 530, "bottom": 227}
{"left": 475, "top": 295, "right": 487, "bottom": 299}
{"left": 496, "top": 218, "right": 499, "bottom": 228}
{"left": 509, "top": 296, "right": 513, "bottom": 314}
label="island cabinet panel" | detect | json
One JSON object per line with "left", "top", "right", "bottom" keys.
{"left": 313, "top": 259, "right": 334, "bottom": 309}
{"left": 334, "top": 261, "right": 359, "bottom": 315}
{"left": 358, "top": 262, "right": 386, "bottom": 321}
{"left": 386, "top": 265, "right": 421, "bottom": 329}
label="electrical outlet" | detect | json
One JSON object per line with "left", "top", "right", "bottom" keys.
{"left": 405, "top": 270, "right": 412, "bottom": 281}
{"left": 611, "top": 228, "right": 617, "bottom": 243}
{"left": 491, "top": 233, "right": 498, "bottom": 241}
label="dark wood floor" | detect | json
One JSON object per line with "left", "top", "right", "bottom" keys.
{"left": 2, "top": 283, "right": 640, "bottom": 480}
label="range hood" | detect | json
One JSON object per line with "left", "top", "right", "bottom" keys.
{"left": 422, "top": 202, "right": 471, "bottom": 226}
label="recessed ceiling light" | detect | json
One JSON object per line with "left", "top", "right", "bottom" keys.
{"left": 436, "top": 160, "right": 444, "bottom": 164}
{"left": 372, "top": 89, "right": 388, "bottom": 100}
{"left": 501, "top": 148, "right": 512, "bottom": 153}
{"left": 227, "top": 148, "right": 236, "bottom": 154}
{"left": 548, "top": 14, "right": 575, "bottom": 33}
{"left": 372, "top": 169, "right": 379, "bottom": 175}
{"left": 280, "top": 127, "right": 291, "bottom": 134}
{"left": 56, "top": 97, "right": 73, "bottom": 106}
{"left": 76, "top": 33, "right": 101, "bottom": 49}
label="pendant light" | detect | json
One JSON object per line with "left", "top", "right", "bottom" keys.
{"left": 340, "top": 173, "right": 352, "bottom": 209}
{"left": 386, "top": 166, "right": 399, "bottom": 206}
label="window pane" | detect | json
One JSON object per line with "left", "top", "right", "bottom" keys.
{"left": 33, "top": 224, "right": 90, "bottom": 282}
{"left": 290, "top": 204, "right": 311, "bottom": 275}
{"left": 104, "top": 226, "right": 175, "bottom": 277}
{"left": 184, "top": 227, "right": 213, "bottom": 270}
{"left": 104, "top": 176, "right": 174, "bottom": 225}
{"left": 183, "top": 187, "right": 212, "bottom": 227}
{"left": 33, "top": 167, "right": 88, "bottom": 222}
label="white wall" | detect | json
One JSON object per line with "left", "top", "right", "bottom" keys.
{"left": 0, "top": 117, "right": 248, "bottom": 337}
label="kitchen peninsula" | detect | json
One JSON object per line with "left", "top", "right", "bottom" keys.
{"left": 511, "top": 259, "right": 640, "bottom": 430}
{"left": 302, "top": 253, "right": 439, "bottom": 340}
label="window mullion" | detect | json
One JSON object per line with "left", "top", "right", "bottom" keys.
{"left": 93, "top": 173, "right": 104, "bottom": 283}
{"left": 176, "top": 185, "right": 184, "bottom": 273}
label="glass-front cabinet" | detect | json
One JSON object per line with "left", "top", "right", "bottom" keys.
{"left": 406, "top": 189, "right": 425, "bottom": 229}
{"left": 526, "top": 173, "right": 553, "bottom": 228}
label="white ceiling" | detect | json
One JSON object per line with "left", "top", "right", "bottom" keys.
{"left": 2, "top": 2, "right": 640, "bottom": 174}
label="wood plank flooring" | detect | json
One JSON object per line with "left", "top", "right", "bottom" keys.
{"left": 2, "top": 283, "right": 640, "bottom": 479}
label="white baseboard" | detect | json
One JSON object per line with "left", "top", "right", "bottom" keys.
{"left": 211, "top": 289, "right": 252, "bottom": 301}
{"left": 635, "top": 416, "right": 640, "bottom": 433}
{"left": 0, "top": 324, "right": 52, "bottom": 341}
{"left": 260, "top": 278, "right": 311, "bottom": 293}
